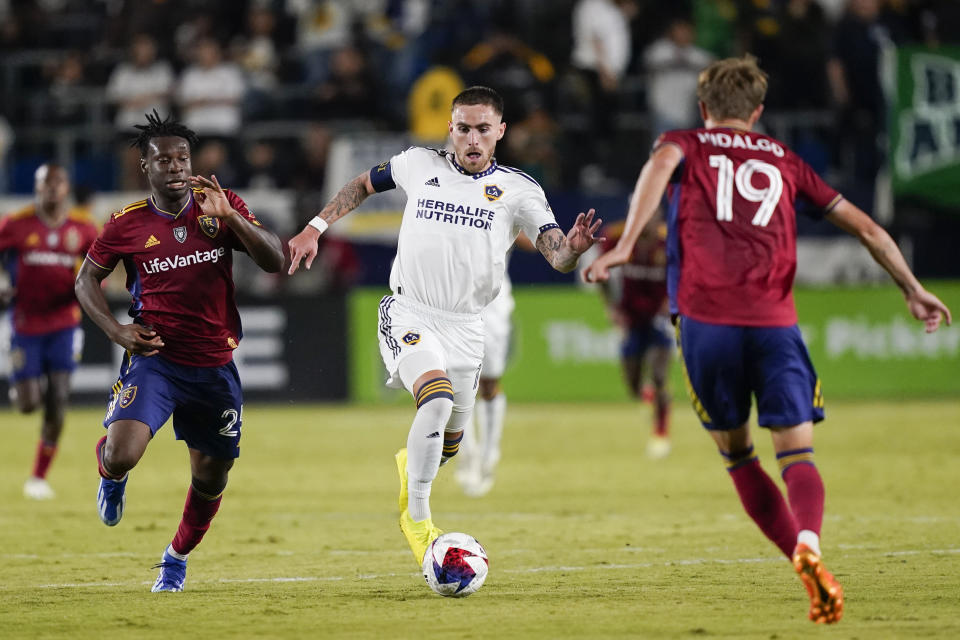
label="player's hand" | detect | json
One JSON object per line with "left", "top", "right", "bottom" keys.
{"left": 583, "top": 248, "right": 626, "bottom": 284}
{"left": 0, "top": 287, "right": 14, "bottom": 308}
{"left": 111, "top": 324, "right": 164, "bottom": 356}
{"left": 566, "top": 209, "right": 605, "bottom": 255}
{"left": 287, "top": 227, "right": 321, "bottom": 275}
{"left": 906, "top": 288, "right": 952, "bottom": 333}
{"left": 189, "top": 174, "right": 236, "bottom": 219}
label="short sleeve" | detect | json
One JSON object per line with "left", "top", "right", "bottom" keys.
{"left": 370, "top": 148, "right": 411, "bottom": 193}
{"left": 224, "top": 190, "right": 263, "bottom": 251}
{"left": 85, "top": 214, "right": 124, "bottom": 272}
{"left": 793, "top": 159, "right": 842, "bottom": 220}
{"left": 653, "top": 130, "right": 689, "bottom": 158}
{"left": 515, "top": 186, "right": 559, "bottom": 243}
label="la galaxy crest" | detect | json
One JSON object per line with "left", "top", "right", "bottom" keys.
{"left": 484, "top": 184, "right": 503, "bottom": 202}
{"left": 199, "top": 215, "right": 220, "bottom": 238}
{"left": 173, "top": 226, "right": 187, "bottom": 243}
{"left": 402, "top": 331, "right": 421, "bottom": 346}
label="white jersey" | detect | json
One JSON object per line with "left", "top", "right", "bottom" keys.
{"left": 371, "top": 146, "right": 558, "bottom": 315}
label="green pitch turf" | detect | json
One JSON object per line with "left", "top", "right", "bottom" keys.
{"left": 1, "top": 400, "right": 958, "bottom": 639}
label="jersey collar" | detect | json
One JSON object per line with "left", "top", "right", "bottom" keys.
{"left": 449, "top": 153, "right": 499, "bottom": 180}
{"left": 148, "top": 192, "right": 193, "bottom": 219}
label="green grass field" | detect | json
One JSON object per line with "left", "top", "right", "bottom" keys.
{"left": 1, "top": 400, "right": 958, "bottom": 639}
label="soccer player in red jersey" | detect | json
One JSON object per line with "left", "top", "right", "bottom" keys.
{"left": 74, "top": 111, "right": 284, "bottom": 592}
{"left": 584, "top": 56, "right": 952, "bottom": 624}
{"left": 0, "top": 164, "right": 98, "bottom": 500}
{"left": 597, "top": 217, "right": 673, "bottom": 459}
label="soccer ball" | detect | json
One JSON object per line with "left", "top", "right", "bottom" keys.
{"left": 421, "top": 532, "right": 489, "bottom": 597}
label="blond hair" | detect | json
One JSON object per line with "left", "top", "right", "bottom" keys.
{"left": 696, "top": 55, "right": 768, "bottom": 121}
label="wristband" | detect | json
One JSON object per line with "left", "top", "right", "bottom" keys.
{"left": 307, "top": 216, "right": 329, "bottom": 234}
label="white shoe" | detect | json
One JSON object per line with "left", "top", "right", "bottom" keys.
{"left": 466, "top": 472, "right": 494, "bottom": 497}
{"left": 24, "top": 477, "right": 55, "bottom": 500}
{"left": 646, "top": 435, "right": 671, "bottom": 460}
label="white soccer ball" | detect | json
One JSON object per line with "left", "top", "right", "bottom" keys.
{"left": 421, "top": 532, "right": 489, "bottom": 597}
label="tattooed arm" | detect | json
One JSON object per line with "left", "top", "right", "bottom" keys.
{"left": 535, "top": 209, "right": 604, "bottom": 273}
{"left": 288, "top": 172, "right": 374, "bottom": 275}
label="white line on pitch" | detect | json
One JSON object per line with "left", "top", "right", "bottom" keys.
{"left": 14, "top": 547, "right": 959, "bottom": 591}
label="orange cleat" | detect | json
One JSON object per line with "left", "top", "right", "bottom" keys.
{"left": 792, "top": 543, "right": 844, "bottom": 624}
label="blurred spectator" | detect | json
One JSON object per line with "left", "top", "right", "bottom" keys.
{"left": 643, "top": 17, "right": 714, "bottom": 135}
{"left": 173, "top": 12, "right": 217, "bottom": 66}
{"left": 231, "top": 5, "right": 283, "bottom": 118}
{"left": 692, "top": 0, "right": 741, "bottom": 59}
{"left": 0, "top": 114, "right": 12, "bottom": 192}
{"left": 827, "top": 0, "right": 893, "bottom": 212}
{"left": 772, "top": 0, "right": 830, "bottom": 109}
{"left": 46, "top": 52, "right": 87, "bottom": 125}
{"left": 290, "top": 123, "right": 332, "bottom": 194}
{"left": 407, "top": 66, "right": 464, "bottom": 142}
{"left": 313, "top": 45, "right": 380, "bottom": 121}
{"left": 238, "top": 140, "right": 286, "bottom": 189}
{"left": 571, "top": 0, "right": 638, "bottom": 179}
{"left": 289, "top": 0, "right": 353, "bottom": 85}
{"left": 176, "top": 37, "right": 246, "bottom": 139}
{"left": 191, "top": 140, "right": 239, "bottom": 186}
{"left": 460, "top": 30, "right": 556, "bottom": 123}
{"left": 105, "top": 34, "right": 174, "bottom": 131}
{"left": 502, "top": 106, "right": 561, "bottom": 190}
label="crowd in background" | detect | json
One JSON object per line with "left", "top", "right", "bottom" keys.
{"left": 0, "top": 0, "right": 958, "bottom": 219}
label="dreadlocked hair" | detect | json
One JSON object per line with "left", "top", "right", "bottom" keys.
{"left": 130, "top": 109, "right": 199, "bottom": 156}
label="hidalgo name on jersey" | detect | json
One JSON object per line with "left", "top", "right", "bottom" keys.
{"left": 369, "top": 146, "right": 558, "bottom": 315}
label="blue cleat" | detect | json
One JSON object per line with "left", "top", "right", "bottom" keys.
{"left": 151, "top": 548, "right": 187, "bottom": 592}
{"left": 97, "top": 475, "right": 127, "bottom": 526}
{"left": 95, "top": 436, "right": 127, "bottom": 526}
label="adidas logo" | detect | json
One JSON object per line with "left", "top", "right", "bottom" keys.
{"left": 426, "top": 431, "right": 441, "bottom": 438}
{"left": 144, "top": 235, "right": 160, "bottom": 248}
{"left": 424, "top": 177, "right": 439, "bottom": 187}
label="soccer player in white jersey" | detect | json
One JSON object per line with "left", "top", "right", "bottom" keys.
{"left": 288, "top": 86, "right": 603, "bottom": 566}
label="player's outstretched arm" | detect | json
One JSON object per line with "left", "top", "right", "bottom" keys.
{"left": 288, "top": 172, "right": 375, "bottom": 275}
{"left": 827, "top": 200, "right": 952, "bottom": 333}
{"left": 190, "top": 174, "right": 285, "bottom": 273}
{"left": 536, "top": 209, "right": 604, "bottom": 273}
{"left": 583, "top": 144, "right": 682, "bottom": 283}
{"left": 75, "top": 260, "right": 165, "bottom": 355}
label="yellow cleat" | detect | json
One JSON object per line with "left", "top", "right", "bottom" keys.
{"left": 793, "top": 543, "right": 844, "bottom": 624}
{"left": 399, "top": 508, "right": 443, "bottom": 565}
{"left": 395, "top": 448, "right": 408, "bottom": 512}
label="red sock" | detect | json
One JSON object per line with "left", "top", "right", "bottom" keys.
{"left": 171, "top": 486, "right": 223, "bottom": 556}
{"left": 95, "top": 435, "right": 124, "bottom": 480}
{"left": 32, "top": 440, "right": 57, "bottom": 479}
{"left": 728, "top": 456, "right": 798, "bottom": 558}
{"left": 654, "top": 399, "right": 669, "bottom": 437}
{"left": 782, "top": 463, "right": 825, "bottom": 535}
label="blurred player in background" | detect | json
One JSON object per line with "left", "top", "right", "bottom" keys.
{"left": 455, "top": 233, "right": 533, "bottom": 497}
{"left": 75, "top": 112, "right": 284, "bottom": 592}
{"left": 288, "top": 86, "right": 603, "bottom": 568}
{"left": 0, "top": 164, "right": 98, "bottom": 500}
{"left": 584, "top": 56, "right": 952, "bottom": 624}
{"left": 597, "top": 216, "right": 673, "bottom": 459}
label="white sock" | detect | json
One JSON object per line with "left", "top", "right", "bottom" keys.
{"left": 482, "top": 393, "right": 506, "bottom": 473}
{"left": 166, "top": 544, "right": 188, "bottom": 561}
{"left": 459, "top": 407, "right": 479, "bottom": 470}
{"left": 406, "top": 397, "right": 453, "bottom": 521}
{"left": 797, "top": 529, "right": 821, "bottom": 556}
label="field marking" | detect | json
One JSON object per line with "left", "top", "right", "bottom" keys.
{"left": 11, "top": 547, "right": 958, "bottom": 591}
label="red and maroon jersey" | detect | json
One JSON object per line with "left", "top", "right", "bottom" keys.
{"left": 0, "top": 206, "right": 98, "bottom": 335}
{"left": 657, "top": 127, "right": 842, "bottom": 327}
{"left": 601, "top": 220, "right": 668, "bottom": 326}
{"left": 85, "top": 189, "right": 262, "bottom": 367}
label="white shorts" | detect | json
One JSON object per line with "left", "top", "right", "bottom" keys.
{"left": 377, "top": 294, "right": 484, "bottom": 397}
{"left": 480, "top": 287, "right": 514, "bottom": 379}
